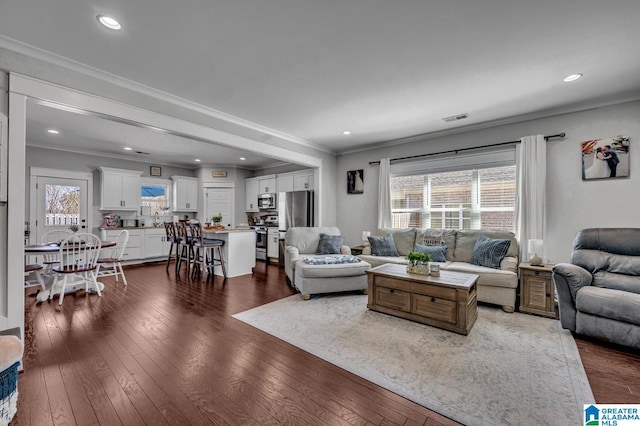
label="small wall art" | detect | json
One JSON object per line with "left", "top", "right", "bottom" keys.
{"left": 581, "top": 135, "right": 629, "bottom": 180}
{"left": 150, "top": 166, "right": 162, "bottom": 176}
{"left": 347, "top": 169, "right": 364, "bottom": 194}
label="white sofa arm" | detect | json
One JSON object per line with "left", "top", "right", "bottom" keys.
{"left": 284, "top": 246, "right": 300, "bottom": 283}
{"left": 362, "top": 245, "right": 371, "bottom": 255}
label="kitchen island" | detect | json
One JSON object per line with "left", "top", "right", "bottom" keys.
{"left": 202, "top": 228, "right": 256, "bottom": 277}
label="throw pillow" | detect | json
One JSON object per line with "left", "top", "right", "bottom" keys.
{"left": 421, "top": 229, "right": 446, "bottom": 246}
{"left": 368, "top": 234, "right": 400, "bottom": 256}
{"left": 316, "top": 233, "right": 344, "bottom": 255}
{"left": 414, "top": 244, "right": 448, "bottom": 262}
{"left": 470, "top": 235, "right": 511, "bottom": 269}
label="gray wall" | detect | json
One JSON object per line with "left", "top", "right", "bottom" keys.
{"left": 336, "top": 100, "right": 640, "bottom": 263}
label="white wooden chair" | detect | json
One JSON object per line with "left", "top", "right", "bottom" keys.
{"left": 51, "top": 233, "right": 102, "bottom": 306}
{"left": 40, "top": 229, "right": 75, "bottom": 275}
{"left": 96, "top": 230, "right": 129, "bottom": 286}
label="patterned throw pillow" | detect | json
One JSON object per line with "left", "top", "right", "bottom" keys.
{"left": 421, "top": 229, "right": 446, "bottom": 246}
{"left": 470, "top": 235, "right": 511, "bottom": 269}
{"left": 315, "top": 233, "right": 344, "bottom": 255}
{"left": 302, "top": 255, "right": 362, "bottom": 265}
{"left": 368, "top": 234, "right": 400, "bottom": 256}
{"left": 414, "top": 244, "right": 448, "bottom": 262}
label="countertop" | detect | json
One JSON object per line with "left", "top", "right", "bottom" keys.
{"left": 100, "top": 226, "right": 254, "bottom": 233}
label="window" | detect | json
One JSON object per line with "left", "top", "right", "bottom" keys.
{"left": 391, "top": 165, "right": 516, "bottom": 231}
{"left": 45, "top": 184, "right": 79, "bottom": 226}
{"left": 141, "top": 183, "right": 170, "bottom": 215}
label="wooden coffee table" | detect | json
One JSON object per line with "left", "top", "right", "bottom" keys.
{"left": 366, "top": 263, "right": 479, "bottom": 335}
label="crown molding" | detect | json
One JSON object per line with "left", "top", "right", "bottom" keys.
{"left": 337, "top": 92, "right": 640, "bottom": 156}
{"left": 0, "top": 35, "right": 333, "bottom": 155}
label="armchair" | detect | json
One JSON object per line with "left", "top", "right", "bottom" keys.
{"left": 553, "top": 228, "right": 640, "bottom": 350}
{"left": 284, "top": 226, "right": 350, "bottom": 285}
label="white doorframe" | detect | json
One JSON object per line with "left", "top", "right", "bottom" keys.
{"left": 29, "top": 167, "right": 93, "bottom": 244}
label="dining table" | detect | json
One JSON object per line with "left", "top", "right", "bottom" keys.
{"left": 25, "top": 240, "right": 116, "bottom": 303}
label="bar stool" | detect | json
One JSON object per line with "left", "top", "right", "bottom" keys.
{"left": 175, "top": 221, "right": 194, "bottom": 276}
{"left": 164, "top": 222, "right": 179, "bottom": 271}
{"left": 204, "top": 237, "right": 227, "bottom": 280}
{"left": 190, "top": 224, "right": 227, "bottom": 280}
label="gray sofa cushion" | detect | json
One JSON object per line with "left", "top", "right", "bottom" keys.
{"left": 368, "top": 234, "right": 400, "bottom": 256}
{"left": 316, "top": 233, "right": 344, "bottom": 254}
{"left": 285, "top": 226, "right": 341, "bottom": 255}
{"left": 576, "top": 286, "right": 640, "bottom": 326}
{"left": 414, "top": 244, "right": 448, "bottom": 262}
{"left": 470, "top": 235, "right": 511, "bottom": 269}
{"left": 416, "top": 229, "right": 457, "bottom": 261}
{"left": 446, "top": 262, "right": 518, "bottom": 289}
{"left": 376, "top": 228, "right": 416, "bottom": 256}
{"left": 453, "top": 230, "right": 518, "bottom": 263}
{"left": 295, "top": 260, "right": 371, "bottom": 278}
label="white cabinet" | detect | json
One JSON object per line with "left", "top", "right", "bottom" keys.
{"left": 267, "top": 227, "right": 279, "bottom": 259}
{"left": 103, "top": 229, "right": 143, "bottom": 261}
{"left": 245, "top": 178, "right": 259, "bottom": 212}
{"left": 259, "top": 175, "right": 276, "bottom": 193}
{"left": 172, "top": 176, "right": 199, "bottom": 211}
{"left": 143, "top": 228, "right": 171, "bottom": 258}
{"left": 293, "top": 170, "right": 314, "bottom": 191}
{"left": 99, "top": 167, "right": 142, "bottom": 210}
{"left": 277, "top": 174, "right": 294, "bottom": 193}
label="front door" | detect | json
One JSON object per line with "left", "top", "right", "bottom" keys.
{"left": 205, "top": 188, "right": 234, "bottom": 227}
{"left": 34, "top": 176, "right": 89, "bottom": 244}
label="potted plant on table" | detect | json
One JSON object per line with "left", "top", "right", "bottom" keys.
{"left": 211, "top": 213, "right": 223, "bottom": 229}
{"left": 406, "top": 251, "right": 432, "bottom": 275}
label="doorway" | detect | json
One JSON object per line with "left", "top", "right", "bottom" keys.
{"left": 205, "top": 187, "right": 234, "bottom": 227}
{"left": 29, "top": 168, "right": 91, "bottom": 244}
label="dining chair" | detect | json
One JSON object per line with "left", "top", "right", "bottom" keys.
{"left": 51, "top": 233, "right": 102, "bottom": 306}
{"left": 40, "top": 229, "right": 75, "bottom": 275}
{"left": 96, "top": 229, "right": 129, "bottom": 286}
{"left": 164, "top": 222, "right": 179, "bottom": 271}
{"left": 24, "top": 263, "right": 46, "bottom": 292}
{"left": 175, "top": 221, "right": 194, "bottom": 276}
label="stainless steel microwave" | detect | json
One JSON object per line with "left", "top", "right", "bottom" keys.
{"left": 258, "top": 193, "right": 277, "bottom": 210}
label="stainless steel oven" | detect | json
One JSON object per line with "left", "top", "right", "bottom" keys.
{"left": 254, "top": 226, "right": 268, "bottom": 260}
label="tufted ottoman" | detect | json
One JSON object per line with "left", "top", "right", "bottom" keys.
{"left": 294, "top": 257, "right": 372, "bottom": 299}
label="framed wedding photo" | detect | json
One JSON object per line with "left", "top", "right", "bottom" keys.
{"left": 347, "top": 169, "right": 364, "bottom": 194}
{"left": 150, "top": 166, "right": 162, "bottom": 176}
{"left": 581, "top": 135, "right": 629, "bottom": 180}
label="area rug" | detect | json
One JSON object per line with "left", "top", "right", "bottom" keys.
{"left": 232, "top": 294, "right": 594, "bottom": 425}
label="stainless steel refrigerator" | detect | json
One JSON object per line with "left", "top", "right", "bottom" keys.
{"left": 278, "top": 191, "right": 314, "bottom": 230}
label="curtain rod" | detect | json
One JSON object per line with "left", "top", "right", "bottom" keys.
{"left": 368, "top": 132, "right": 566, "bottom": 165}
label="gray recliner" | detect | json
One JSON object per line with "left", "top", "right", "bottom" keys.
{"left": 553, "top": 228, "right": 640, "bottom": 350}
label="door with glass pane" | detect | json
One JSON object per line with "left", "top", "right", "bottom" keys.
{"left": 35, "top": 176, "right": 88, "bottom": 243}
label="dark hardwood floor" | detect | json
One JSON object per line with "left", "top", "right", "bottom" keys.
{"left": 13, "top": 262, "right": 640, "bottom": 425}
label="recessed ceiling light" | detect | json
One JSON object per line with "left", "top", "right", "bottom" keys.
{"left": 342, "top": 131, "right": 351, "bottom": 135}
{"left": 47, "top": 129, "right": 59, "bottom": 134}
{"left": 97, "top": 15, "right": 122, "bottom": 30}
{"left": 123, "top": 147, "right": 132, "bottom": 151}
{"left": 239, "top": 157, "right": 246, "bottom": 161}
{"left": 195, "top": 159, "right": 201, "bottom": 162}
{"left": 563, "top": 73, "right": 583, "bottom": 82}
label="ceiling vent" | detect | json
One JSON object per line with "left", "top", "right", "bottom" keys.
{"left": 442, "top": 113, "right": 469, "bottom": 123}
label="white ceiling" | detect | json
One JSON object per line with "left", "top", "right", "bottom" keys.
{"left": 2, "top": 0, "right": 640, "bottom": 164}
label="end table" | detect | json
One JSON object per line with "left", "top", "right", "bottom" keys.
{"left": 350, "top": 244, "right": 366, "bottom": 255}
{"left": 519, "top": 262, "right": 557, "bottom": 318}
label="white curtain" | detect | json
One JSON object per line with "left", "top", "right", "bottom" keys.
{"left": 378, "top": 158, "right": 392, "bottom": 229}
{"left": 515, "top": 135, "right": 546, "bottom": 262}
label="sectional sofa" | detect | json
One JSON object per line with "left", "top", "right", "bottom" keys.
{"left": 359, "top": 228, "right": 519, "bottom": 312}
